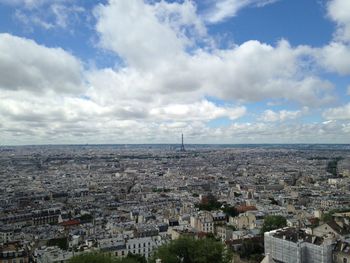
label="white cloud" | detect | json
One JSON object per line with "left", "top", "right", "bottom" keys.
{"left": 189, "top": 40, "right": 334, "bottom": 105}
{"left": 0, "top": 33, "right": 83, "bottom": 93}
{"left": 153, "top": 0, "right": 207, "bottom": 39}
{"left": 203, "top": 0, "right": 279, "bottom": 24}
{"left": 323, "top": 103, "right": 350, "bottom": 120}
{"left": 149, "top": 101, "right": 246, "bottom": 121}
{"left": 310, "top": 0, "right": 350, "bottom": 76}
{"left": 328, "top": 0, "right": 350, "bottom": 42}
{"left": 205, "top": 120, "right": 350, "bottom": 144}
{"left": 50, "top": 4, "right": 85, "bottom": 29}
{"left": 14, "top": 9, "right": 54, "bottom": 30}
{"left": 5, "top": 0, "right": 85, "bottom": 31}
{"left": 94, "top": 0, "right": 186, "bottom": 69}
{"left": 316, "top": 42, "right": 350, "bottom": 75}
{"left": 0, "top": 89, "right": 246, "bottom": 145}
{"left": 92, "top": 0, "right": 335, "bottom": 106}
{"left": 260, "top": 109, "right": 302, "bottom": 122}
{"left": 1, "top": 92, "right": 349, "bottom": 144}
{"left": 1, "top": 0, "right": 349, "bottom": 144}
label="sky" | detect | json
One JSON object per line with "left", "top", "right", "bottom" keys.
{"left": 0, "top": 0, "right": 350, "bottom": 145}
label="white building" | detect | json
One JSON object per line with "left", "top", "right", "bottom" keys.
{"left": 99, "top": 235, "right": 168, "bottom": 259}
{"left": 35, "top": 246, "right": 75, "bottom": 263}
{"left": 0, "top": 227, "right": 13, "bottom": 243}
{"left": 264, "top": 228, "right": 334, "bottom": 263}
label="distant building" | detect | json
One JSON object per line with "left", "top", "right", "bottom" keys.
{"left": 0, "top": 226, "right": 13, "bottom": 243}
{"left": 0, "top": 242, "right": 29, "bottom": 263}
{"left": 35, "top": 246, "right": 74, "bottom": 263}
{"left": 229, "top": 212, "right": 256, "bottom": 230}
{"left": 313, "top": 219, "right": 350, "bottom": 240}
{"left": 333, "top": 241, "right": 350, "bottom": 263}
{"left": 190, "top": 211, "right": 214, "bottom": 233}
{"left": 99, "top": 235, "right": 167, "bottom": 259}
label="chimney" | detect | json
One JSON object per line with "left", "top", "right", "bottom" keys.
{"left": 341, "top": 242, "right": 346, "bottom": 251}
{"left": 312, "top": 236, "right": 316, "bottom": 244}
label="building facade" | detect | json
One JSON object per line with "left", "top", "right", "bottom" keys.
{"left": 264, "top": 228, "right": 333, "bottom": 263}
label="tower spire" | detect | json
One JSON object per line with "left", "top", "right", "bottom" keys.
{"left": 180, "top": 133, "right": 185, "bottom": 152}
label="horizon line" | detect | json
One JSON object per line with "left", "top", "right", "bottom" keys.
{"left": 1, "top": 143, "right": 350, "bottom": 147}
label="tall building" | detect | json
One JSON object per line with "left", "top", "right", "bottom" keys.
{"left": 264, "top": 227, "right": 334, "bottom": 263}
{"left": 180, "top": 133, "right": 185, "bottom": 152}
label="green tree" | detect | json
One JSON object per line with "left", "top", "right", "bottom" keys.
{"left": 222, "top": 206, "right": 239, "bottom": 217}
{"left": 125, "top": 253, "right": 147, "bottom": 263}
{"left": 150, "top": 237, "right": 232, "bottom": 263}
{"left": 238, "top": 239, "right": 264, "bottom": 261}
{"left": 195, "top": 194, "right": 222, "bottom": 211}
{"left": 321, "top": 212, "right": 333, "bottom": 223}
{"left": 260, "top": 215, "right": 287, "bottom": 234}
{"left": 79, "top": 213, "right": 93, "bottom": 223}
{"left": 47, "top": 238, "right": 68, "bottom": 250}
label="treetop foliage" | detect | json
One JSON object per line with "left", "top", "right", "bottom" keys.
{"left": 260, "top": 215, "right": 287, "bottom": 234}
{"left": 150, "top": 236, "right": 232, "bottom": 263}
{"left": 68, "top": 237, "right": 231, "bottom": 263}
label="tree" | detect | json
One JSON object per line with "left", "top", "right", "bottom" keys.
{"left": 238, "top": 239, "right": 264, "bottom": 261}
{"left": 222, "top": 206, "right": 239, "bottom": 218}
{"left": 321, "top": 212, "right": 333, "bottom": 223}
{"left": 47, "top": 237, "right": 68, "bottom": 250}
{"left": 125, "top": 253, "right": 147, "bottom": 263}
{"left": 195, "top": 194, "right": 222, "bottom": 211}
{"left": 79, "top": 213, "right": 93, "bottom": 223}
{"left": 260, "top": 215, "right": 287, "bottom": 234}
{"left": 149, "top": 237, "right": 232, "bottom": 263}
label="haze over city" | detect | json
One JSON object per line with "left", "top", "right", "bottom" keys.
{"left": 1, "top": 0, "right": 350, "bottom": 145}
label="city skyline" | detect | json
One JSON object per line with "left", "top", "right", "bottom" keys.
{"left": 1, "top": 0, "right": 350, "bottom": 145}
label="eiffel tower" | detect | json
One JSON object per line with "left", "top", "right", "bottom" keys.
{"left": 180, "top": 133, "right": 185, "bottom": 152}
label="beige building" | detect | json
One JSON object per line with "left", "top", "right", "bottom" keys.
{"left": 0, "top": 243, "right": 29, "bottom": 263}
{"left": 190, "top": 211, "right": 214, "bottom": 233}
{"left": 333, "top": 241, "right": 350, "bottom": 263}
{"left": 229, "top": 212, "right": 256, "bottom": 230}
{"left": 313, "top": 219, "right": 350, "bottom": 240}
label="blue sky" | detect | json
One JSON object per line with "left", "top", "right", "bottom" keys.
{"left": 0, "top": 0, "right": 350, "bottom": 144}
